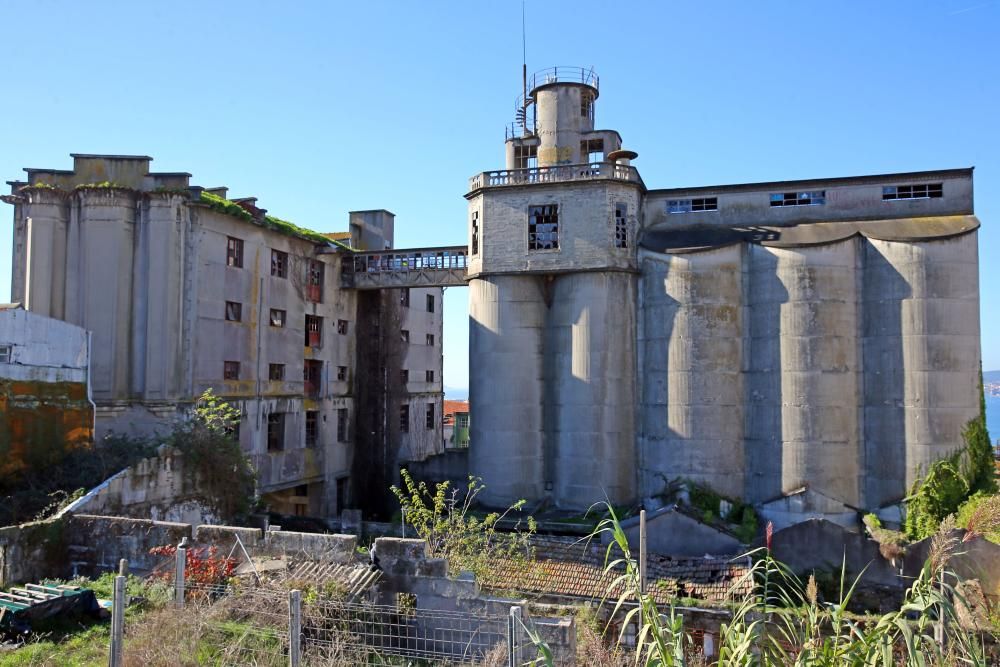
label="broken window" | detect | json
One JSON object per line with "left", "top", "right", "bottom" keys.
{"left": 225, "top": 301, "right": 242, "bottom": 322}
{"left": 770, "top": 191, "right": 825, "bottom": 207}
{"left": 269, "top": 363, "right": 285, "bottom": 381}
{"left": 614, "top": 202, "right": 628, "bottom": 248}
{"left": 400, "top": 404, "right": 410, "bottom": 433}
{"left": 226, "top": 236, "right": 244, "bottom": 268}
{"left": 0, "top": 345, "right": 11, "bottom": 364}
{"left": 426, "top": 294, "right": 435, "bottom": 313}
{"left": 471, "top": 210, "right": 479, "bottom": 256}
{"left": 305, "top": 411, "right": 318, "bottom": 447}
{"left": 513, "top": 143, "right": 538, "bottom": 170}
{"left": 267, "top": 413, "right": 285, "bottom": 451}
{"left": 667, "top": 198, "right": 718, "bottom": 214}
{"left": 271, "top": 249, "right": 288, "bottom": 278}
{"left": 401, "top": 369, "right": 409, "bottom": 383}
{"left": 307, "top": 260, "right": 324, "bottom": 303}
{"left": 270, "top": 309, "right": 286, "bottom": 328}
{"left": 883, "top": 183, "right": 943, "bottom": 200}
{"left": 224, "top": 361, "right": 240, "bottom": 380}
{"left": 426, "top": 334, "right": 435, "bottom": 346}
{"left": 426, "top": 370, "right": 434, "bottom": 383}
{"left": 337, "top": 408, "right": 348, "bottom": 442}
{"left": 580, "top": 91, "right": 594, "bottom": 122}
{"left": 305, "top": 315, "right": 323, "bottom": 348}
{"left": 400, "top": 329, "right": 410, "bottom": 343}
{"left": 425, "top": 403, "right": 435, "bottom": 430}
{"left": 528, "top": 205, "right": 559, "bottom": 250}
{"left": 337, "top": 319, "right": 348, "bottom": 335}
{"left": 581, "top": 138, "right": 604, "bottom": 164}
{"left": 337, "top": 365, "right": 347, "bottom": 381}
{"left": 304, "top": 360, "right": 323, "bottom": 397}
{"left": 400, "top": 288, "right": 410, "bottom": 308}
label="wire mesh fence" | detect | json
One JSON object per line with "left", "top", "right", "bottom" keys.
{"left": 125, "top": 580, "right": 517, "bottom": 666}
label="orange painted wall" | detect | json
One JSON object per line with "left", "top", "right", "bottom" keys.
{"left": 0, "top": 379, "right": 94, "bottom": 479}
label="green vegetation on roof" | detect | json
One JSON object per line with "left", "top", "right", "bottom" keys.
{"left": 199, "top": 190, "right": 350, "bottom": 248}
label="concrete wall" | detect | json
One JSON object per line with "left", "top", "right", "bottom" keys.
{"left": 637, "top": 231, "right": 980, "bottom": 514}
{"left": 615, "top": 508, "right": 743, "bottom": 556}
{"left": 0, "top": 307, "right": 93, "bottom": 479}
{"left": 65, "top": 449, "right": 219, "bottom": 526}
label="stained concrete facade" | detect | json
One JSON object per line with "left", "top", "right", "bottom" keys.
{"left": 3, "top": 157, "right": 443, "bottom": 519}
{"left": 0, "top": 305, "right": 94, "bottom": 479}
{"left": 466, "top": 68, "right": 982, "bottom": 520}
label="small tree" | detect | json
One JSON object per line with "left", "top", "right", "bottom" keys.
{"left": 168, "top": 390, "right": 257, "bottom": 520}
{"left": 390, "top": 469, "right": 536, "bottom": 578}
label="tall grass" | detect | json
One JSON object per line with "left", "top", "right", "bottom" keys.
{"left": 587, "top": 504, "right": 996, "bottom": 666}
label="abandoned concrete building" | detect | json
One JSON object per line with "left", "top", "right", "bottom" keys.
{"left": 464, "top": 67, "right": 982, "bottom": 525}
{"left": 2, "top": 65, "right": 984, "bottom": 531}
{"left": 2, "top": 156, "right": 445, "bottom": 518}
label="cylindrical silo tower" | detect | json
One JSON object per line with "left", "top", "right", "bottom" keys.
{"left": 467, "top": 67, "right": 640, "bottom": 510}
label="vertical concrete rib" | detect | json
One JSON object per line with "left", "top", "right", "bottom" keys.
{"left": 550, "top": 272, "right": 636, "bottom": 508}
{"left": 864, "top": 235, "right": 981, "bottom": 503}
{"left": 640, "top": 247, "right": 744, "bottom": 499}
{"left": 773, "top": 241, "right": 861, "bottom": 507}
{"left": 468, "top": 276, "right": 546, "bottom": 506}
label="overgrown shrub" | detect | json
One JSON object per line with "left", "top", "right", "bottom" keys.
{"left": 391, "top": 469, "right": 536, "bottom": 579}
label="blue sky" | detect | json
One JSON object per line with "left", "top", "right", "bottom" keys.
{"left": 1, "top": 1, "right": 998, "bottom": 390}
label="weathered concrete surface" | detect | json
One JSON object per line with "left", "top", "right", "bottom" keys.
{"left": 0, "top": 307, "right": 93, "bottom": 479}
{"left": 613, "top": 507, "right": 743, "bottom": 556}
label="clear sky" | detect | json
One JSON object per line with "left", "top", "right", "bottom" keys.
{"left": 1, "top": 1, "right": 998, "bottom": 390}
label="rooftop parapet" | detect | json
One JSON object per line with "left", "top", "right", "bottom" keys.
{"left": 467, "top": 161, "right": 643, "bottom": 194}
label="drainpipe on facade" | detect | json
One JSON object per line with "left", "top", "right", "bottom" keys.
{"left": 86, "top": 331, "right": 97, "bottom": 441}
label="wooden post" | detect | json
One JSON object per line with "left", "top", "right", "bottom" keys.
{"left": 639, "top": 509, "right": 647, "bottom": 595}
{"left": 108, "top": 575, "right": 126, "bottom": 667}
{"left": 174, "top": 546, "right": 186, "bottom": 608}
{"left": 289, "top": 589, "right": 302, "bottom": 667}
{"left": 508, "top": 605, "right": 523, "bottom": 667}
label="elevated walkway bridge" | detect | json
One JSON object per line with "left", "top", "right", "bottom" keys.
{"left": 330, "top": 246, "right": 469, "bottom": 290}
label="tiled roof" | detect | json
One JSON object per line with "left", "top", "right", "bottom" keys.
{"left": 480, "top": 534, "right": 751, "bottom": 605}
{"left": 443, "top": 400, "right": 469, "bottom": 418}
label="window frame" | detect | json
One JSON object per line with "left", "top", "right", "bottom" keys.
{"left": 225, "top": 301, "right": 242, "bottom": 322}
{"left": 769, "top": 191, "right": 826, "bottom": 207}
{"left": 270, "top": 249, "right": 289, "bottom": 278}
{"left": 306, "top": 260, "right": 324, "bottom": 303}
{"left": 425, "top": 369, "right": 434, "bottom": 383}
{"left": 400, "top": 404, "right": 410, "bottom": 433}
{"left": 0, "top": 345, "right": 11, "bottom": 364}
{"left": 305, "top": 411, "right": 319, "bottom": 448}
{"left": 267, "top": 412, "right": 285, "bottom": 452}
{"left": 226, "top": 236, "right": 244, "bottom": 268}
{"left": 224, "top": 360, "right": 240, "bottom": 380}
{"left": 425, "top": 403, "right": 435, "bottom": 430}
{"left": 337, "top": 408, "right": 348, "bottom": 442}
{"left": 269, "top": 309, "right": 286, "bottom": 328}
{"left": 528, "top": 204, "right": 559, "bottom": 251}
{"left": 614, "top": 202, "right": 628, "bottom": 249}
{"left": 305, "top": 315, "right": 323, "bottom": 348}
{"left": 337, "top": 319, "right": 349, "bottom": 335}
{"left": 471, "top": 210, "right": 480, "bottom": 256}
{"left": 882, "top": 183, "right": 944, "bottom": 201}
{"left": 268, "top": 363, "right": 285, "bottom": 381}
{"left": 426, "top": 334, "right": 435, "bottom": 346}
{"left": 426, "top": 294, "right": 435, "bottom": 313}
{"left": 337, "top": 365, "right": 347, "bottom": 381}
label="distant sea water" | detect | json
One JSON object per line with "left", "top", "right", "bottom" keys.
{"left": 987, "top": 393, "right": 1000, "bottom": 444}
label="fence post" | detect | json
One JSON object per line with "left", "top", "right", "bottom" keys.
{"left": 289, "top": 589, "right": 302, "bottom": 667}
{"left": 108, "top": 574, "right": 126, "bottom": 667}
{"left": 174, "top": 544, "right": 186, "bottom": 608}
{"left": 508, "top": 605, "right": 523, "bottom": 667}
{"left": 639, "top": 509, "right": 647, "bottom": 595}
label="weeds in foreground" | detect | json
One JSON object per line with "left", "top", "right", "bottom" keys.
{"left": 580, "top": 503, "right": 997, "bottom": 666}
